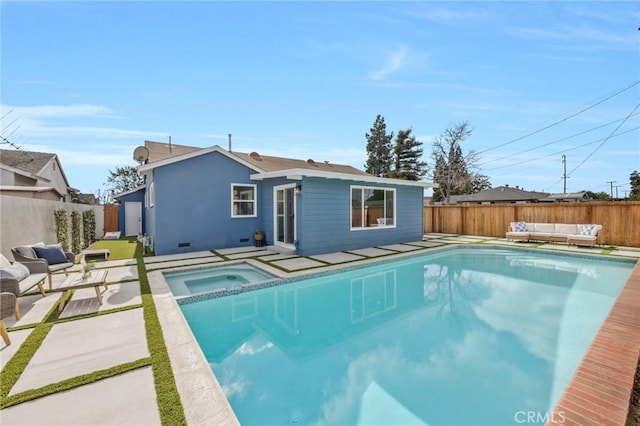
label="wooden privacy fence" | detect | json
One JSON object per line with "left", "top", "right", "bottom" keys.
{"left": 423, "top": 202, "right": 640, "bottom": 247}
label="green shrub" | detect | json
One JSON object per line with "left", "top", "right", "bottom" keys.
{"left": 83, "top": 210, "right": 96, "bottom": 245}
{"left": 54, "top": 210, "right": 69, "bottom": 251}
{"left": 71, "top": 211, "right": 82, "bottom": 253}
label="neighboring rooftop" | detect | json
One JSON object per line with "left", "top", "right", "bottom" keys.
{"left": 447, "top": 186, "right": 550, "bottom": 204}
{"left": 0, "top": 149, "right": 57, "bottom": 175}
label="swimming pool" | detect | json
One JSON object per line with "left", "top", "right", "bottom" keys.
{"left": 163, "top": 262, "right": 276, "bottom": 297}
{"left": 178, "top": 247, "right": 634, "bottom": 425}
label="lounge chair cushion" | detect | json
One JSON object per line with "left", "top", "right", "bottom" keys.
{"left": 0, "top": 263, "right": 30, "bottom": 281}
{"left": 33, "top": 245, "right": 69, "bottom": 265}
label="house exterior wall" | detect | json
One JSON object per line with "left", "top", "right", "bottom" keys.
{"left": 295, "top": 177, "right": 424, "bottom": 256}
{"left": 39, "top": 158, "right": 69, "bottom": 200}
{"left": 151, "top": 151, "right": 260, "bottom": 255}
{"left": 117, "top": 189, "right": 146, "bottom": 235}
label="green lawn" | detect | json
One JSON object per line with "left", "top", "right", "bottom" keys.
{"left": 88, "top": 237, "right": 142, "bottom": 260}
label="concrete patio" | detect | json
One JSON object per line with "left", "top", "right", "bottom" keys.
{"left": 1, "top": 234, "right": 638, "bottom": 425}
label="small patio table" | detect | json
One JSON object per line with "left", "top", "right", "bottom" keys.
{"left": 81, "top": 249, "right": 110, "bottom": 260}
{"left": 53, "top": 269, "right": 109, "bottom": 312}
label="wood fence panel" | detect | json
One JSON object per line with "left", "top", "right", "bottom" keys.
{"left": 423, "top": 202, "right": 640, "bottom": 247}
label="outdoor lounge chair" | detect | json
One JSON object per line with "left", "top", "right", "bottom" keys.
{"left": 11, "top": 243, "right": 75, "bottom": 289}
{"left": 1, "top": 292, "right": 16, "bottom": 345}
{"left": 0, "top": 253, "right": 48, "bottom": 319}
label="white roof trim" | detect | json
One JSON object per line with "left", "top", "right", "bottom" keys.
{"left": 0, "top": 185, "right": 62, "bottom": 194}
{"left": 113, "top": 185, "right": 146, "bottom": 199}
{"left": 136, "top": 145, "right": 266, "bottom": 175}
{"left": 250, "top": 168, "right": 438, "bottom": 188}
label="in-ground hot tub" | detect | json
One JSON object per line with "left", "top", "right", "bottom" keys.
{"left": 163, "top": 262, "right": 277, "bottom": 297}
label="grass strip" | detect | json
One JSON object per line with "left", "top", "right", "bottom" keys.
{"left": 1, "top": 358, "right": 151, "bottom": 409}
{"left": 0, "top": 292, "right": 66, "bottom": 403}
{"left": 136, "top": 249, "right": 187, "bottom": 425}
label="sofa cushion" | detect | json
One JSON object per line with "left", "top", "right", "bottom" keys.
{"left": 532, "top": 223, "right": 556, "bottom": 233}
{"left": 33, "top": 245, "right": 69, "bottom": 265}
{"left": 513, "top": 222, "right": 528, "bottom": 232}
{"left": 580, "top": 224, "right": 597, "bottom": 236}
{"left": 555, "top": 224, "right": 578, "bottom": 235}
{"left": 0, "top": 263, "right": 30, "bottom": 281}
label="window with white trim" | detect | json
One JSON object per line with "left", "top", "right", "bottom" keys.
{"left": 232, "top": 184, "right": 257, "bottom": 217}
{"left": 350, "top": 186, "right": 395, "bottom": 229}
{"left": 148, "top": 182, "right": 155, "bottom": 208}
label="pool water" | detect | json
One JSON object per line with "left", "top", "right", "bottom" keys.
{"left": 179, "top": 248, "right": 634, "bottom": 425}
{"left": 163, "top": 263, "right": 276, "bottom": 297}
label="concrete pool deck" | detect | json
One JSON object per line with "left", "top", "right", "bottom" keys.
{"left": 1, "top": 234, "right": 639, "bottom": 425}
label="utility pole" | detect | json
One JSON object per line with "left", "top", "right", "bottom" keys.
{"left": 561, "top": 155, "right": 568, "bottom": 193}
{"left": 607, "top": 180, "right": 616, "bottom": 199}
{"left": 613, "top": 185, "right": 621, "bottom": 200}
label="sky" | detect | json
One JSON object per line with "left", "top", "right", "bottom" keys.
{"left": 1, "top": 1, "right": 639, "bottom": 198}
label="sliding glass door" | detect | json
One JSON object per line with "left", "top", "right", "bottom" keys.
{"left": 274, "top": 184, "right": 296, "bottom": 248}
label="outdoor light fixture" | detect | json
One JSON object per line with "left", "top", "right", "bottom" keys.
{"left": 295, "top": 185, "right": 302, "bottom": 196}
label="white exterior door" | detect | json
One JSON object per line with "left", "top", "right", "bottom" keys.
{"left": 124, "top": 201, "right": 142, "bottom": 236}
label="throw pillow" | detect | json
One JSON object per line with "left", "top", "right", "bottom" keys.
{"left": 0, "top": 253, "right": 11, "bottom": 268}
{"left": 514, "top": 222, "right": 528, "bottom": 232}
{"left": 33, "top": 245, "right": 69, "bottom": 265}
{"left": 580, "top": 224, "right": 596, "bottom": 236}
{"left": 0, "top": 263, "right": 30, "bottom": 281}
{"left": 15, "top": 245, "right": 36, "bottom": 259}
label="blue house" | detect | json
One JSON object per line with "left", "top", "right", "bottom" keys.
{"left": 134, "top": 142, "right": 436, "bottom": 256}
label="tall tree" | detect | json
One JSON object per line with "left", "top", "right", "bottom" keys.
{"left": 365, "top": 114, "right": 393, "bottom": 177}
{"left": 390, "top": 128, "right": 428, "bottom": 181}
{"left": 630, "top": 170, "right": 640, "bottom": 201}
{"left": 105, "top": 165, "right": 144, "bottom": 195}
{"left": 431, "top": 121, "right": 485, "bottom": 204}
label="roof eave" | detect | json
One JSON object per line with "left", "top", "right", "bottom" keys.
{"left": 250, "top": 168, "right": 438, "bottom": 188}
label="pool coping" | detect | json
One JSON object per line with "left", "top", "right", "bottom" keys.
{"left": 150, "top": 244, "right": 640, "bottom": 425}
{"left": 547, "top": 258, "right": 640, "bottom": 425}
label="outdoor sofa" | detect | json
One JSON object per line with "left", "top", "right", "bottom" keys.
{"left": 506, "top": 222, "right": 602, "bottom": 247}
{"left": 0, "top": 253, "right": 47, "bottom": 320}
{"left": 11, "top": 243, "right": 75, "bottom": 289}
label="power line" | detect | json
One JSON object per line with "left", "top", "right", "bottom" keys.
{"left": 484, "top": 126, "right": 639, "bottom": 171}
{"left": 567, "top": 103, "right": 640, "bottom": 176}
{"left": 477, "top": 79, "right": 640, "bottom": 155}
{"left": 477, "top": 112, "right": 639, "bottom": 166}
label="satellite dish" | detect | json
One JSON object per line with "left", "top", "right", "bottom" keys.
{"left": 133, "top": 146, "right": 149, "bottom": 164}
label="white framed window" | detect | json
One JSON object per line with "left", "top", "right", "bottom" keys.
{"left": 231, "top": 183, "right": 257, "bottom": 217}
{"left": 149, "top": 182, "right": 155, "bottom": 208}
{"left": 350, "top": 186, "right": 395, "bottom": 230}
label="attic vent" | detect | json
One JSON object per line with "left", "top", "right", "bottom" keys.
{"left": 306, "top": 159, "right": 315, "bottom": 165}
{"left": 249, "top": 152, "right": 262, "bottom": 160}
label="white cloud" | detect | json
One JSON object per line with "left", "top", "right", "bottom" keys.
{"left": 368, "top": 45, "right": 410, "bottom": 81}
